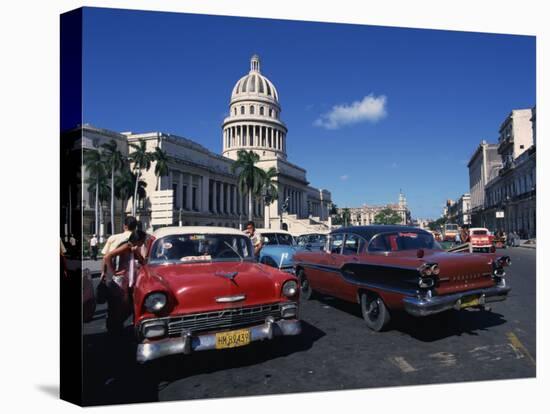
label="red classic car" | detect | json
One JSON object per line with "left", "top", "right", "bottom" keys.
{"left": 469, "top": 227, "right": 495, "bottom": 252}
{"left": 133, "top": 226, "right": 301, "bottom": 363}
{"left": 294, "top": 225, "right": 511, "bottom": 331}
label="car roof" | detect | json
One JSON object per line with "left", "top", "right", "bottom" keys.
{"left": 295, "top": 231, "right": 329, "bottom": 237}
{"left": 259, "top": 229, "right": 292, "bottom": 235}
{"left": 331, "top": 225, "right": 431, "bottom": 240}
{"left": 152, "top": 226, "right": 246, "bottom": 239}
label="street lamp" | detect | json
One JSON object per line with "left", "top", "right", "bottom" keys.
{"left": 280, "top": 196, "right": 289, "bottom": 230}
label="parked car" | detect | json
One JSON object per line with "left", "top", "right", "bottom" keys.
{"left": 294, "top": 225, "right": 511, "bottom": 332}
{"left": 295, "top": 232, "right": 329, "bottom": 251}
{"left": 469, "top": 227, "right": 495, "bottom": 252}
{"left": 258, "top": 229, "right": 306, "bottom": 274}
{"left": 133, "top": 227, "right": 301, "bottom": 363}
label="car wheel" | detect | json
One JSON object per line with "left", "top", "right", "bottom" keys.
{"left": 360, "top": 292, "right": 390, "bottom": 332}
{"left": 297, "top": 268, "right": 313, "bottom": 300}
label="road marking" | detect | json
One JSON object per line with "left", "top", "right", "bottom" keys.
{"left": 389, "top": 356, "right": 417, "bottom": 373}
{"left": 429, "top": 352, "right": 457, "bottom": 367}
{"left": 506, "top": 332, "right": 536, "bottom": 366}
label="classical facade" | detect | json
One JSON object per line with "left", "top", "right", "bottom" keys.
{"left": 467, "top": 107, "right": 536, "bottom": 237}
{"left": 76, "top": 55, "right": 332, "bottom": 238}
{"left": 340, "top": 192, "right": 411, "bottom": 226}
{"left": 467, "top": 140, "right": 501, "bottom": 227}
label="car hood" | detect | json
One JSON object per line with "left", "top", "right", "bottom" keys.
{"left": 146, "top": 261, "right": 294, "bottom": 314}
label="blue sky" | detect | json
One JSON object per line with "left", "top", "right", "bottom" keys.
{"left": 82, "top": 7, "right": 535, "bottom": 219}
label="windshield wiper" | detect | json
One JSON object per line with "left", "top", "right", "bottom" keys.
{"left": 223, "top": 241, "right": 244, "bottom": 263}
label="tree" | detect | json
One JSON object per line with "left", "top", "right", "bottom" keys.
{"left": 83, "top": 148, "right": 105, "bottom": 236}
{"left": 230, "top": 150, "right": 265, "bottom": 221}
{"left": 373, "top": 208, "right": 402, "bottom": 225}
{"left": 101, "top": 140, "right": 124, "bottom": 234}
{"left": 261, "top": 166, "right": 278, "bottom": 227}
{"left": 428, "top": 217, "right": 446, "bottom": 231}
{"left": 152, "top": 146, "right": 169, "bottom": 191}
{"left": 128, "top": 139, "right": 153, "bottom": 216}
{"left": 342, "top": 208, "right": 351, "bottom": 226}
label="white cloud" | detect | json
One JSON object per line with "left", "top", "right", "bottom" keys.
{"left": 340, "top": 175, "right": 349, "bottom": 181}
{"left": 314, "top": 94, "right": 387, "bottom": 130}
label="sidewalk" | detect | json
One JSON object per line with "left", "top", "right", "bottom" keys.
{"left": 518, "top": 239, "right": 536, "bottom": 249}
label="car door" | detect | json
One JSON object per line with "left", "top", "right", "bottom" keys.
{"left": 310, "top": 232, "right": 345, "bottom": 295}
{"left": 326, "top": 233, "right": 366, "bottom": 301}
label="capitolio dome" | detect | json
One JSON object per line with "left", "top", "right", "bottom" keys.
{"left": 230, "top": 54, "right": 279, "bottom": 103}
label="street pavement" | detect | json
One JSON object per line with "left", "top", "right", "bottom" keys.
{"left": 81, "top": 247, "right": 536, "bottom": 406}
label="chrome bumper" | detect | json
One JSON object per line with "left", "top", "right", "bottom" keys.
{"left": 402, "top": 282, "right": 511, "bottom": 317}
{"left": 136, "top": 317, "right": 301, "bottom": 363}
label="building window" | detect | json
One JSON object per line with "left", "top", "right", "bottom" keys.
{"left": 240, "top": 106, "right": 245, "bottom": 115}
{"left": 260, "top": 106, "right": 264, "bottom": 116}
{"left": 250, "top": 105, "right": 255, "bottom": 115}
{"left": 269, "top": 108, "right": 273, "bottom": 117}
{"left": 233, "top": 107, "right": 237, "bottom": 116}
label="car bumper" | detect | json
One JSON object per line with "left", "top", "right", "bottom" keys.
{"left": 402, "top": 282, "right": 511, "bottom": 317}
{"left": 136, "top": 317, "right": 301, "bottom": 363}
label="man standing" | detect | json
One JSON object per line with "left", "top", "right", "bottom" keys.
{"left": 101, "top": 216, "right": 138, "bottom": 256}
{"left": 90, "top": 234, "right": 98, "bottom": 261}
{"left": 245, "top": 221, "right": 263, "bottom": 258}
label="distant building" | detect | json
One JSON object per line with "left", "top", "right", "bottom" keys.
{"left": 446, "top": 193, "right": 471, "bottom": 226}
{"left": 467, "top": 140, "right": 502, "bottom": 227}
{"left": 340, "top": 192, "right": 411, "bottom": 226}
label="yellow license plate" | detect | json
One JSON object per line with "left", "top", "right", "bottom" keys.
{"left": 460, "top": 295, "right": 480, "bottom": 308}
{"left": 215, "top": 329, "right": 251, "bottom": 349}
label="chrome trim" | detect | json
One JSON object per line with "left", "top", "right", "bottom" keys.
{"left": 402, "top": 283, "right": 511, "bottom": 317}
{"left": 215, "top": 294, "right": 246, "bottom": 303}
{"left": 136, "top": 318, "right": 301, "bottom": 363}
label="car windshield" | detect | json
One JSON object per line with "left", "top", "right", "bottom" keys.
{"left": 445, "top": 224, "right": 459, "bottom": 231}
{"left": 262, "top": 233, "right": 294, "bottom": 246}
{"left": 149, "top": 233, "right": 254, "bottom": 264}
{"left": 472, "top": 230, "right": 489, "bottom": 235}
{"left": 368, "top": 231, "right": 441, "bottom": 252}
{"left": 297, "top": 234, "right": 327, "bottom": 245}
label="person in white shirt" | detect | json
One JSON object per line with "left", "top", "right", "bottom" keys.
{"left": 101, "top": 216, "right": 138, "bottom": 256}
{"left": 90, "top": 234, "right": 98, "bottom": 261}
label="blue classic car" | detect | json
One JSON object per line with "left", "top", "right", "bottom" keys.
{"left": 258, "top": 230, "right": 306, "bottom": 274}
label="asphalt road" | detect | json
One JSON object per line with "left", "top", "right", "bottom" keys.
{"left": 82, "top": 247, "right": 536, "bottom": 406}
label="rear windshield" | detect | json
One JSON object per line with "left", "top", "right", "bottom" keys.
{"left": 368, "top": 231, "right": 440, "bottom": 252}
{"left": 262, "top": 233, "right": 294, "bottom": 246}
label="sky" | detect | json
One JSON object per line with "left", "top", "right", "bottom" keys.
{"left": 82, "top": 7, "right": 536, "bottom": 219}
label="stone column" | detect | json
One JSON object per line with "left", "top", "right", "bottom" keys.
{"left": 201, "top": 174, "right": 209, "bottom": 213}
{"left": 212, "top": 181, "right": 218, "bottom": 214}
{"left": 178, "top": 171, "right": 183, "bottom": 210}
{"left": 232, "top": 185, "right": 237, "bottom": 215}
{"left": 219, "top": 181, "right": 225, "bottom": 215}
{"left": 187, "top": 174, "right": 193, "bottom": 210}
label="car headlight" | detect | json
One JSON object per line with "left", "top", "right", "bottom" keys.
{"left": 282, "top": 280, "right": 298, "bottom": 298}
{"left": 144, "top": 292, "right": 167, "bottom": 313}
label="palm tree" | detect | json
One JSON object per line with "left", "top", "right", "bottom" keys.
{"left": 83, "top": 148, "right": 105, "bottom": 236}
{"left": 230, "top": 150, "right": 265, "bottom": 222}
{"left": 101, "top": 140, "right": 124, "bottom": 234}
{"left": 128, "top": 139, "right": 152, "bottom": 216}
{"left": 115, "top": 165, "right": 148, "bottom": 225}
{"left": 152, "top": 146, "right": 169, "bottom": 191}
{"left": 261, "top": 167, "right": 278, "bottom": 227}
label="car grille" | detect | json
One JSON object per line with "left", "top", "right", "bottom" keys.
{"left": 166, "top": 303, "right": 283, "bottom": 336}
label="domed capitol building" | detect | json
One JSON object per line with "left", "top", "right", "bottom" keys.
{"left": 76, "top": 55, "right": 332, "bottom": 236}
